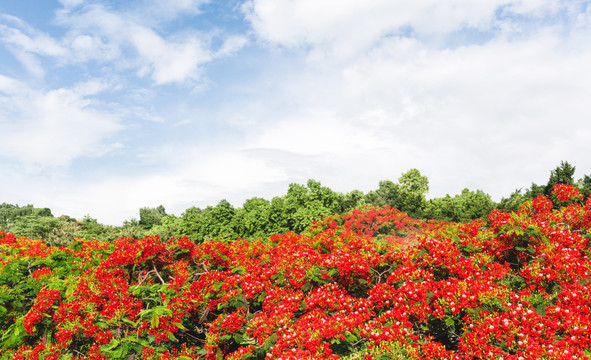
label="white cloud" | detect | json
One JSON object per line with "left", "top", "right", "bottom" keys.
{"left": 3, "top": 0, "right": 591, "bottom": 226}
{"left": 234, "top": 0, "right": 591, "bottom": 200}
{"left": 138, "top": 0, "right": 210, "bottom": 22}
{"left": 0, "top": 15, "right": 67, "bottom": 56}
{"left": 129, "top": 25, "right": 211, "bottom": 84}
{"left": 0, "top": 74, "right": 25, "bottom": 94}
{"left": 215, "top": 35, "right": 250, "bottom": 57}
{"left": 243, "top": 0, "right": 588, "bottom": 59}
{"left": 1, "top": 2, "right": 245, "bottom": 84}
{"left": 37, "top": 146, "right": 290, "bottom": 224}
{"left": 54, "top": 3, "right": 244, "bottom": 84}
{"left": 0, "top": 76, "right": 123, "bottom": 168}
{"left": 72, "top": 78, "right": 114, "bottom": 96}
{"left": 0, "top": 15, "right": 69, "bottom": 76}
{"left": 58, "top": 0, "right": 85, "bottom": 8}
{"left": 243, "top": 0, "right": 506, "bottom": 55}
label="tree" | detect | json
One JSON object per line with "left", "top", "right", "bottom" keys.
{"left": 545, "top": 161, "right": 576, "bottom": 195}
{"left": 342, "top": 190, "right": 366, "bottom": 212}
{"left": 365, "top": 180, "right": 400, "bottom": 208}
{"left": 397, "top": 169, "right": 429, "bottom": 217}
{"left": 0, "top": 203, "right": 53, "bottom": 228}
{"left": 424, "top": 195, "right": 460, "bottom": 222}
{"left": 139, "top": 205, "right": 167, "bottom": 230}
{"left": 238, "top": 197, "right": 271, "bottom": 239}
{"left": 525, "top": 183, "right": 545, "bottom": 199}
{"left": 282, "top": 180, "right": 341, "bottom": 233}
{"left": 455, "top": 188, "right": 495, "bottom": 222}
{"left": 151, "top": 214, "right": 184, "bottom": 240}
{"left": 180, "top": 206, "right": 203, "bottom": 240}
{"left": 497, "top": 190, "right": 528, "bottom": 212}
{"left": 577, "top": 174, "right": 591, "bottom": 200}
{"left": 424, "top": 189, "right": 494, "bottom": 222}
{"left": 78, "top": 215, "right": 110, "bottom": 239}
{"left": 268, "top": 196, "right": 289, "bottom": 235}
{"left": 11, "top": 215, "right": 60, "bottom": 240}
{"left": 204, "top": 199, "right": 237, "bottom": 240}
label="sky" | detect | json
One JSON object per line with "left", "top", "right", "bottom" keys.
{"left": 1, "top": 0, "right": 591, "bottom": 225}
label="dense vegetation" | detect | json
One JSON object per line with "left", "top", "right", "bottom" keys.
{"left": 1, "top": 182, "right": 590, "bottom": 359}
{"left": 2, "top": 162, "right": 591, "bottom": 246}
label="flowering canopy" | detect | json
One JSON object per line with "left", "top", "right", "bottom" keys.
{"left": 0, "top": 187, "right": 590, "bottom": 359}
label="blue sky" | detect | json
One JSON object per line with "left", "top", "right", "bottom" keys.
{"left": 1, "top": 0, "right": 591, "bottom": 225}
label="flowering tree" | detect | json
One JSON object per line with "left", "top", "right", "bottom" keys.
{"left": 0, "top": 184, "right": 590, "bottom": 359}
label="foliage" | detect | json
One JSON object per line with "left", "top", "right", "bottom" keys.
{"left": 3, "top": 161, "right": 591, "bottom": 245}
{"left": 1, "top": 184, "right": 590, "bottom": 359}
{"left": 140, "top": 206, "right": 167, "bottom": 230}
{"left": 425, "top": 189, "right": 495, "bottom": 222}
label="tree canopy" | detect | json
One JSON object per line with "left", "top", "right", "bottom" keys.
{"left": 2, "top": 161, "right": 590, "bottom": 244}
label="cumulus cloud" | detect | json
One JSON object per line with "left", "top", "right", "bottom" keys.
{"left": 54, "top": 5, "right": 211, "bottom": 84}
{"left": 0, "top": 15, "right": 69, "bottom": 76}
{"left": 2, "top": 0, "right": 591, "bottom": 225}
{"left": 45, "top": 146, "right": 290, "bottom": 224}
{"left": 0, "top": 75, "right": 123, "bottom": 169}
{"left": 236, "top": 0, "right": 591, "bottom": 199}
{"left": 0, "top": 1, "right": 246, "bottom": 84}
{"left": 243, "top": 0, "right": 507, "bottom": 56}
{"left": 137, "top": 0, "right": 210, "bottom": 22}
{"left": 243, "top": 0, "right": 587, "bottom": 58}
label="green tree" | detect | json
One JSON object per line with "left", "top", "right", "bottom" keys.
{"left": 545, "top": 161, "right": 576, "bottom": 195}
{"left": 284, "top": 182, "right": 314, "bottom": 233}
{"left": 78, "top": 215, "right": 112, "bottom": 239}
{"left": 497, "top": 190, "right": 528, "bottom": 212}
{"left": 268, "top": 196, "right": 289, "bottom": 235}
{"left": 10, "top": 215, "right": 60, "bottom": 240}
{"left": 307, "top": 179, "right": 343, "bottom": 214}
{"left": 342, "top": 190, "right": 366, "bottom": 212}
{"left": 139, "top": 205, "right": 167, "bottom": 230}
{"left": 0, "top": 203, "right": 17, "bottom": 228}
{"left": 424, "top": 189, "right": 494, "bottom": 222}
{"left": 282, "top": 180, "right": 341, "bottom": 233}
{"left": 397, "top": 169, "right": 429, "bottom": 217}
{"left": 456, "top": 188, "right": 495, "bottom": 222}
{"left": 180, "top": 207, "right": 204, "bottom": 241}
{"left": 577, "top": 174, "right": 591, "bottom": 200}
{"left": 424, "top": 195, "right": 459, "bottom": 222}
{"left": 365, "top": 180, "right": 400, "bottom": 208}
{"left": 151, "top": 214, "right": 184, "bottom": 240}
{"left": 0, "top": 203, "right": 53, "bottom": 228}
{"left": 238, "top": 197, "right": 271, "bottom": 239}
{"left": 204, "top": 199, "right": 237, "bottom": 240}
{"left": 525, "top": 183, "right": 545, "bottom": 199}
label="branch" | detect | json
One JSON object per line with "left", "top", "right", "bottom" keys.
{"left": 153, "top": 265, "right": 166, "bottom": 285}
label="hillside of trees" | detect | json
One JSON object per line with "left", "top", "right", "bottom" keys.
{"left": 1, "top": 179, "right": 590, "bottom": 359}
{"left": 2, "top": 161, "right": 590, "bottom": 246}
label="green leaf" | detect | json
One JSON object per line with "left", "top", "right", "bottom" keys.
{"left": 232, "top": 266, "right": 246, "bottom": 275}
{"left": 444, "top": 317, "right": 455, "bottom": 328}
{"left": 1, "top": 317, "right": 26, "bottom": 348}
{"left": 233, "top": 333, "right": 243, "bottom": 344}
{"left": 535, "top": 303, "right": 547, "bottom": 315}
{"left": 344, "top": 331, "right": 357, "bottom": 343}
{"left": 263, "top": 334, "right": 277, "bottom": 351}
{"left": 151, "top": 315, "right": 159, "bottom": 328}
{"left": 120, "top": 318, "right": 138, "bottom": 327}
{"left": 462, "top": 245, "right": 480, "bottom": 253}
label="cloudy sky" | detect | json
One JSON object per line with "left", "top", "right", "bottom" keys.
{"left": 1, "top": 0, "right": 590, "bottom": 225}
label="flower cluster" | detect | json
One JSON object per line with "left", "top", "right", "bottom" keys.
{"left": 1, "top": 188, "right": 590, "bottom": 359}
